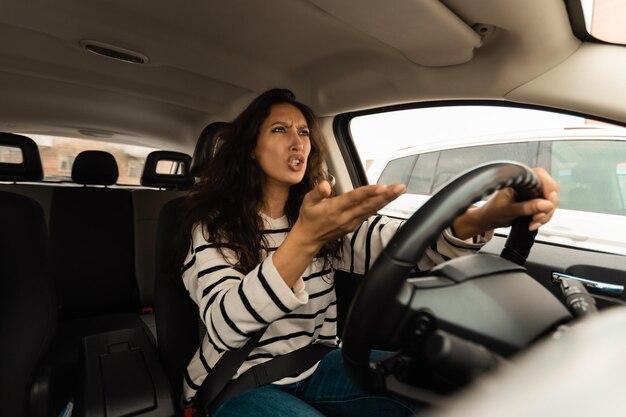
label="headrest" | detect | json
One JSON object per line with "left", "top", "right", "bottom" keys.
{"left": 0, "top": 133, "right": 44, "bottom": 182}
{"left": 190, "top": 122, "right": 230, "bottom": 177}
{"left": 71, "top": 150, "right": 119, "bottom": 185}
{"left": 141, "top": 150, "right": 194, "bottom": 189}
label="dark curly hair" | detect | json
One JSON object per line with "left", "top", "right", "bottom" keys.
{"left": 178, "top": 88, "right": 340, "bottom": 273}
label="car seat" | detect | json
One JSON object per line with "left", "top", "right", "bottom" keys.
{"left": 154, "top": 122, "right": 230, "bottom": 403}
{"left": 0, "top": 133, "right": 57, "bottom": 416}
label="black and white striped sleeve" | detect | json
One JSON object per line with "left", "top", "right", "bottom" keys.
{"left": 181, "top": 225, "right": 308, "bottom": 351}
{"left": 337, "top": 215, "right": 492, "bottom": 275}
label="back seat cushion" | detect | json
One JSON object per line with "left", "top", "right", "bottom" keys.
{"left": 50, "top": 186, "right": 138, "bottom": 318}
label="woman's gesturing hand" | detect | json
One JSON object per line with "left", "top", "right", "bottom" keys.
{"left": 295, "top": 181, "right": 406, "bottom": 248}
{"left": 275, "top": 181, "right": 405, "bottom": 287}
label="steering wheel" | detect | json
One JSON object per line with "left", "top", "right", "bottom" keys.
{"left": 341, "top": 162, "right": 569, "bottom": 400}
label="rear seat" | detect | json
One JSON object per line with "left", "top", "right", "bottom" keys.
{"left": 2, "top": 138, "right": 194, "bottom": 414}
{"left": 44, "top": 149, "right": 194, "bottom": 414}
{"left": 50, "top": 150, "right": 139, "bottom": 317}
{"left": 46, "top": 150, "right": 150, "bottom": 412}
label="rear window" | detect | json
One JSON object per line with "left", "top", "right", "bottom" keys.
{"left": 22, "top": 134, "right": 157, "bottom": 186}
{"left": 0, "top": 144, "right": 24, "bottom": 164}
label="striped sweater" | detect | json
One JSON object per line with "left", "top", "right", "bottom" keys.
{"left": 181, "top": 213, "right": 490, "bottom": 401}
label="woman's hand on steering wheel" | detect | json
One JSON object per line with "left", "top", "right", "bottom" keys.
{"left": 453, "top": 168, "right": 560, "bottom": 239}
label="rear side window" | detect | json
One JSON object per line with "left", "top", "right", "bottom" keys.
{"left": 432, "top": 142, "right": 538, "bottom": 192}
{"left": 408, "top": 152, "right": 438, "bottom": 194}
{"left": 377, "top": 155, "right": 416, "bottom": 185}
{"left": 0, "top": 144, "right": 23, "bottom": 164}
{"left": 378, "top": 142, "right": 538, "bottom": 194}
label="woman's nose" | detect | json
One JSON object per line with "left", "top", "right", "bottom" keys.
{"left": 289, "top": 133, "right": 303, "bottom": 151}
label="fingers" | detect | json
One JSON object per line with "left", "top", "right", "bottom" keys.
{"left": 516, "top": 194, "right": 557, "bottom": 231}
{"left": 298, "top": 182, "right": 407, "bottom": 244}
{"left": 340, "top": 183, "right": 406, "bottom": 218}
{"left": 484, "top": 190, "right": 559, "bottom": 232}
{"left": 529, "top": 191, "right": 559, "bottom": 231}
{"left": 334, "top": 183, "right": 404, "bottom": 209}
{"left": 526, "top": 168, "right": 560, "bottom": 231}
{"left": 450, "top": 167, "right": 561, "bottom": 235}
{"left": 533, "top": 167, "right": 560, "bottom": 200}
{"left": 323, "top": 184, "right": 405, "bottom": 235}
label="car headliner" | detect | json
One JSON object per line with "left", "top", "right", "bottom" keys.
{"left": 0, "top": 0, "right": 624, "bottom": 153}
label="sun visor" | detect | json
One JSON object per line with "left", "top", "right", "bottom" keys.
{"left": 310, "top": 0, "right": 482, "bottom": 67}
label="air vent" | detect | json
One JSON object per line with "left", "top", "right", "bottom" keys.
{"left": 80, "top": 40, "right": 149, "bottom": 64}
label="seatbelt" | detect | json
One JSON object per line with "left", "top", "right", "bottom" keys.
{"left": 188, "top": 328, "right": 334, "bottom": 417}
{"left": 190, "top": 329, "right": 265, "bottom": 417}
{"left": 207, "top": 343, "right": 334, "bottom": 415}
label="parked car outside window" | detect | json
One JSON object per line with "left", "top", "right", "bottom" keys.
{"left": 352, "top": 105, "right": 626, "bottom": 255}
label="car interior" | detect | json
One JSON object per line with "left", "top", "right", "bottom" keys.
{"left": 1, "top": 0, "right": 626, "bottom": 416}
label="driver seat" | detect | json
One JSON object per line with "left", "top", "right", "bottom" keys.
{"left": 154, "top": 122, "right": 230, "bottom": 403}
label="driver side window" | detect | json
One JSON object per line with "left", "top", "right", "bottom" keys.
{"left": 350, "top": 104, "right": 626, "bottom": 256}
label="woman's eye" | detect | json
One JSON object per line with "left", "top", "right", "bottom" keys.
{"left": 299, "top": 130, "right": 310, "bottom": 137}
{"left": 272, "top": 126, "right": 286, "bottom": 133}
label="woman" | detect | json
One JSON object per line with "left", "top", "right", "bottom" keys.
{"left": 179, "top": 89, "right": 559, "bottom": 417}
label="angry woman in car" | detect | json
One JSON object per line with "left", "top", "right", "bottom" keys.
{"left": 177, "top": 88, "right": 559, "bottom": 417}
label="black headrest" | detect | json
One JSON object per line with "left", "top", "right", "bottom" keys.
{"left": 0, "top": 133, "right": 44, "bottom": 182}
{"left": 190, "top": 122, "right": 230, "bottom": 177}
{"left": 71, "top": 150, "right": 119, "bottom": 185}
{"left": 141, "top": 150, "right": 194, "bottom": 189}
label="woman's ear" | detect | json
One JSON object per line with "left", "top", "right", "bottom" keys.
{"left": 327, "top": 173, "right": 336, "bottom": 188}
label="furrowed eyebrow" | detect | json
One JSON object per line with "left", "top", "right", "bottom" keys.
{"left": 269, "top": 121, "right": 308, "bottom": 129}
{"left": 270, "top": 121, "right": 292, "bottom": 127}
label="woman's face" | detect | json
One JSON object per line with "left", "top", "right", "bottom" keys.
{"left": 254, "top": 103, "right": 311, "bottom": 191}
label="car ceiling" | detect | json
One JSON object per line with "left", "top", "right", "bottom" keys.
{"left": 0, "top": 0, "right": 624, "bottom": 152}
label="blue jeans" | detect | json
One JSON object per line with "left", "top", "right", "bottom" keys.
{"left": 213, "top": 349, "right": 422, "bottom": 417}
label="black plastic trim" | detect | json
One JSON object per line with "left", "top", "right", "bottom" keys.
{"left": 0, "top": 133, "right": 43, "bottom": 182}
{"left": 333, "top": 114, "right": 368, "bottom": 187}
{"left": 141, "top": 150, "right": 193, "bottom": 189}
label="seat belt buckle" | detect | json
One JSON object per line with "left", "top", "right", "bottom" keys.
{"left": 183, "top": 407, "right": 199, "bottom": 417}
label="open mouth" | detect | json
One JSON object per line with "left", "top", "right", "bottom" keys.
{"left": 288, "top": 155, "right": 305, "bottom": 169}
